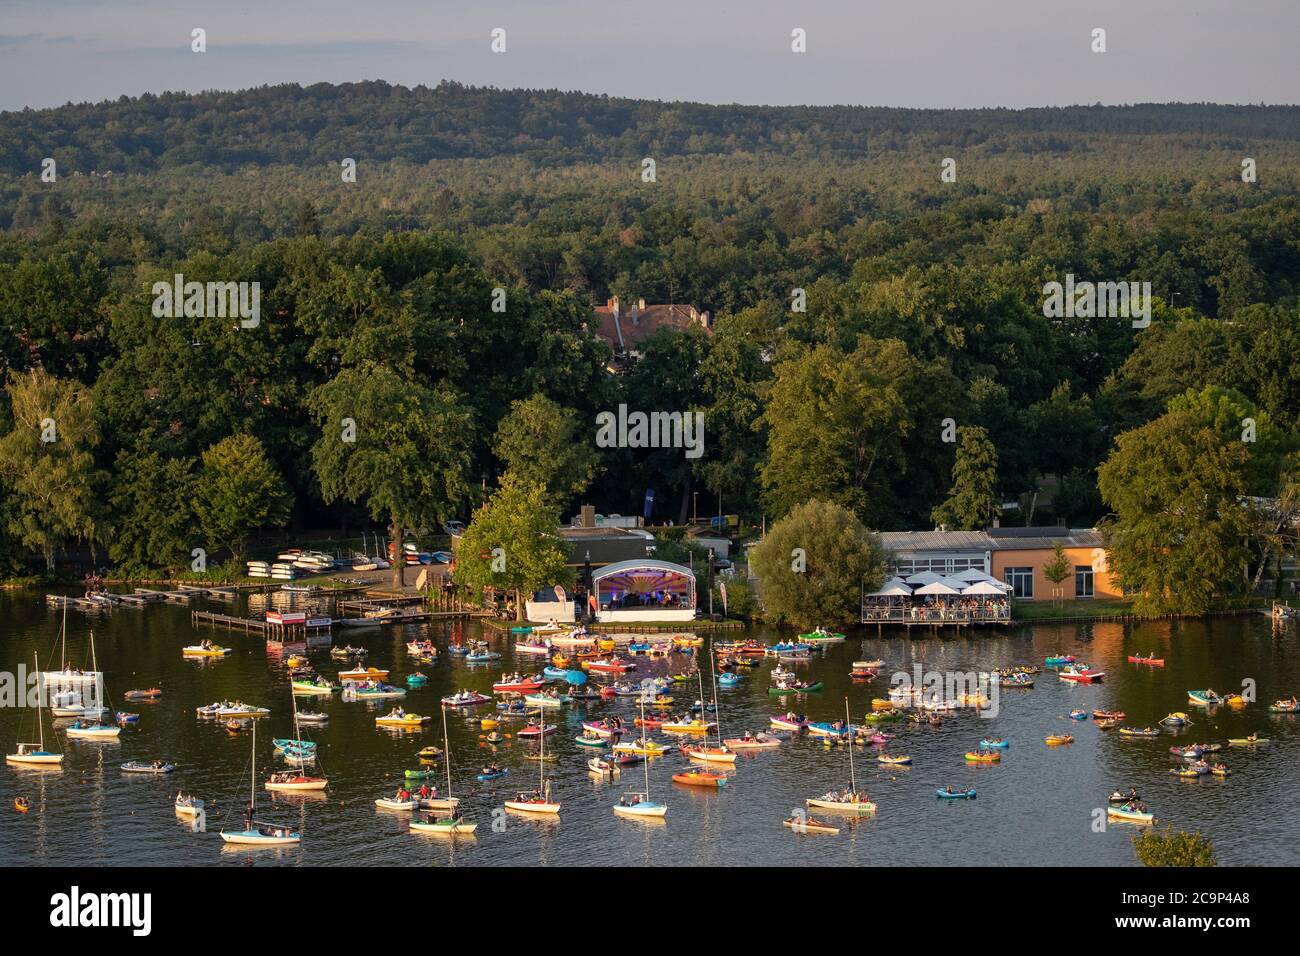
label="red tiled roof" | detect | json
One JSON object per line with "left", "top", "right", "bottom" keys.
{"left": 593, "top": 297, "right": 710, "bottom": 354}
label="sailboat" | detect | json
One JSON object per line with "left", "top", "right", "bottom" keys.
{"left": 220, "top": 719, "right": 301, "bottom": 845}
{"left": 503, "top": 707, "right": 561, "bottom": 815}
{"left": 65, "top": 631, "right": 120, "bottom": 740}
{"left": 410, "top": 706, "right": 477, "bottom": 835}
{"left": 805, "top": 698, "right": 876, "bottom": 814}
{"left": 7, "top": 653, "right": 64, "bottom": 766}
{"left": 684, "top": 650, "right": 736, "bottom": 764}
{"left": 613, "top": 697, "right": 667, "bottom": 819}
{"left": 265, "top": 691, "right": 327, "bottom": 791}
{"left": 48, "top": 606, "right": 107, "bottom": 718}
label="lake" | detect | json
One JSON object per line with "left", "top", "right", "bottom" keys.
{"left": 1, "top": 589, "right": 1296, "bottom": 866}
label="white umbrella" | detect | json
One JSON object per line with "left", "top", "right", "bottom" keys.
{"left": 961, "top": 580, "right": 1008, "bottom": 595}
{"left": 868, "top": 581, "right": 913, "bottom": 597}
{"left": 938, "top": 575, "right": 975, "bottom": 590}
{"left": 904, "top": 571, "right": 943, "bottom": 585}
{"left": 913, "top": 581, "right": 962, "bottom": 595}
{"left": 952, "top": 568, "right": 996, "bottom": 583}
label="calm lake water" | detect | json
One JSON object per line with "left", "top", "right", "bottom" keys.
{"left": 1, "top": 589, "right": 1296, "bottom": 867}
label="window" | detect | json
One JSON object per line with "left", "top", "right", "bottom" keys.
{"left": 1074, "top": 565, "right": 1094, "bottom": 598}
{"left": 1004, "top": 567, "right": 1034, "bottom": 599}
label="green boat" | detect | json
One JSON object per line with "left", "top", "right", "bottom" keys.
{"left": 768, "top": 681, "right": 824, "bottom": 695}
{"left": 864, "top": 710, "right": 905, "bottom": 723}
{"left": 798, "top": 629, "right": 846, "bottom": 643}
{"left": 404, "top": 768, "right": 439, "bottom": 780}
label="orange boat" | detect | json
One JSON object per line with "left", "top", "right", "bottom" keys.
{"left": 672, "top": 769, "right": 728, "bottom": 788}
{"left": 1127, "top": 655, "right": 1165, "bottom": 666}
{"left": 14, "top": 797, "right": 30, "bottom": 814}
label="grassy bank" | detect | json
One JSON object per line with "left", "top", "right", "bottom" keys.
{"left": 1013, "top": 597, "right": 1268, "bottom": 622}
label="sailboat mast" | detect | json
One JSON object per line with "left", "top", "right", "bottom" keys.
{"left": 250, "top": 717, "right": 257, "bottom": 816}
{"left": 640, "top": 696, "right": 651, "bottom": 796}
{"left": 845, "top": 697, "right": 856, "bottom": 792}
{"left": 34, "top": 652, "right": 44, "bottom": 750}
{"left": 709, "top": 650, "right": 722, "bottom": 745}
{"left": 442, "top": 706, "right": 452, "bottom": 797}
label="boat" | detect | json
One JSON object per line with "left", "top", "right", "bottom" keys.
{"left": 964, "top": 750, "right": 1001, "bottom": 763}
{"left": 1092, "top": 710, "right": 1125, "bottom": 721}
{"left": 375, "top": 794, "right": 419, "bottom": 810}
{"left": 798, "top": 627, "right": 846, "bottom": 644}
{"left": 1069, "top": 710, "right": 1088, "bottom": 721}
{"left": 672, "top": 768, "right": 728, "bottom": 788}
{"left": 329, "top": 646, "right": 368, "bottom": 659}
{"left": 1224, "top": 694, "right": 1247, "bottom": 709}
{"left": 1127, "top": 654, "right": 1164, "bottom": 666}
{"left": 784, "top": 815, "right": 840, "bottom": 834}
{"left": 503, "top": 707, "right": 561, "bottom": 815}
{"left": 1044, "top": 655, "right": 1075, "bottom": 666}
{"left": 1059, "top": 665, "right": 1104, "bottom": 683}
{"left": 174, "top": 792, "right": 204, "bottom": 818}
{"left": 1107, "top": 802, "right": 1154, "bottom": 824}
{"left": 586, "top": 658, "right": 634, "bottom": 674}
{"left": 660, "top": 718, "right": 714, "bottom": 735}
{"left": 588, "top": 757, "right": 616, "bottom": 776}
{"left": 1118, "top": 726, "right": 1161, "bottom": 738}
{"left": 7, "top": 654, "right": 64, "bottom": 766}
{"left": 1187, "top": 689, "right": 1224, "bottom": 707}
{"left": 492, "top": 675, "right": 546, "bottom": 694}
{"left": 1108, "top": 788, "right": 1140, "bottom": 804}
{"left": 405, "top": 673, "right": 429, "bottom": 688}
{"left": 342, "top": 681, "right": 406, "bottom": 700}
{"left": 65, "top": 718, "right": 121, "bottom": 740}
{"left": 723, "top": 732, "right": 781, "bottom": 750}
{"left": 339, "top": 666, "right": 389, "bottom": 682}
{"left": 14, "top": 797, "right": 29, "bottom": 813}
{"left": 575, "top": 731, "right": 608, "bottom": 748}
{"left": 935, "top": 788, "right": 976, "bottom": 799}
{"left": 804, "top": 698, "right": 876, "bottom": 812}
{"left": 524, "top": 692, "right": 570, "bottom": 709}
{"left": 375, "top": 709, "right": 431, "bottom": 728}
{"left": 978, "top": 738, "right": 1009, "bottom": 749}
{"left": 768, "top": 680, "right": 823, "bottom": 695}
{"left": 876, "top": 754, "right": 912, "bottom": 766}
{"left": 581, "top": 719, "right": 626, "bottom": 738}
{"left": 1160, "top": 712, "right": 1191, "bottom": 726}
{"left": 1268, "top": 697, "right": 1298, "bottom": 713}
{"left": 183, "top": 643, "right": 231, "bottom": 658}
{"left": 613, "top": 739, "right": 672, "bottom": 757}
{"left": 290, "top": 676, "right": 338, "bottom": 695}
{"left": 265, "top": 771, "right": 327, "bottom": 791}
{"left": 409, "top": 707, "right": 472, "bottom": 832}
{"left": 1228, "top": 735, "right": 1268, "bottom": 746}
{"left": 215, "top": 704, "right": 270, "bottom": 719}
{"left": 1044, "top": 734, "right": 1074, "bottom": 745}
{"left": 121, "top": 760, "right": 174, "bottom": 774}
{"left": 613, "top": 698, "right": 668, "bottom": 819}
{"left": 1210, "top": 763, "right": 1231, "bottom": 777}
{"left": 124, "top": 688, "right": 163, "bottom": 701}
{"left": 442, "top": 691, "right": 492, "bottom": 708}
{"left": 770, "top": 714, "right": 808, "bottom": 732}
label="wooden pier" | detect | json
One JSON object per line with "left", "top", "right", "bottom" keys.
{"left": 192, "top": 610, "right": 333, "bottom": 639}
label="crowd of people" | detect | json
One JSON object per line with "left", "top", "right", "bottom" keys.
{"left": 862, "top": 597, "right": 1011, "bottom": 622}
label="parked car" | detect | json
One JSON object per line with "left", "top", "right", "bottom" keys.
{"left": 442, "top": 520, "right": 466, "bottom": 536}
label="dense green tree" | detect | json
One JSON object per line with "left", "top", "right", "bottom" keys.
{"left": 194, "top": 433, "right": 291, "bottom": 567}
{"left": 492, "top": 393, "right": 598, "bottom": 511}
{"left": 932, "top": 425, "right": 999, "bottom": 531}
{"left": 107, "top": 442, "right": 197, "bottom": 573}
{"left": 1132, "top": 827, "right": 1217, "bottom": 868}
{"left": 748, "top": 498, "right": 886, "bottom": 629}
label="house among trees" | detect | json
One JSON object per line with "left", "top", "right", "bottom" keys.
{"left": 591, "top": 296, "right": 711, "bottom": 367}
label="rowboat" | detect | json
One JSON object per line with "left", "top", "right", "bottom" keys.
{"left": 723, "top": 733, "right": 780, "bottom": 750}
{"left": 784, "top": 815, "right": 840, "bottom": 834}
{"left": 121, "top": 760, "right": 174, "bottom": 774}
{"left": 964, "top": 750, "right": 1001, "bottom": 763}
{"left": 1044, "top": 734, "right": 1074, "bottom": 746}
{"left": 265, "top": 772, "right": 327, "bottom": 792}
{"left": 768, "top": 681, "right": 823, "bottom": 695}
{"left": 375, "top": 796, "right": 419, "bottom": 810}
{"left": 770, "top": 714, "right": 808, "bottom": 732}
{"left": 672, "top": 768, "right": 727, "bottom": 788}
{"left": 174, "top": 792, "right": 204, "bottom": 817}
{"left": 1187, "top": 690, "right": 1223, "bottom": 706}
{"left": 935, "top": 788, "right": 976, "bottom": 799}
{"left": 1160, "top": 712, "right": 1190, "bottom": 726}
{"left": 876, "top": 754, "right": 912, "bottom": 765}
{"left": 65, "top": 719, "right": 121, "bottom": 740}
{"left": 339, "top": 667, "right": 389, "bottom": 682}
{"left": 441, "top": 691, "right": 492, "bottom": 708}
{"left": 1107, "top": 803, "right": 1154, "bottom": 824}
{"left": 1118, "top": 727, "right": 1161, "bottom": 738}
{"left": 1127, "top": 655, "right": 1164, "bottom": 666}
{"left": 183, "top": 644, "right": 231, "bottom": 658}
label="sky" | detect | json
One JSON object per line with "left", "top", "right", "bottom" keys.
{"left": 0, "top": 0, "right": 1296, "bottom": 113}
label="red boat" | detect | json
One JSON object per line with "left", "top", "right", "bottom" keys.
{"left": 1127, "top": 655, "right": 1165, "bottom": 666}
{"left": 492, "top": 676, "right": 546, "bottom": 694}
{"left": 672, "top": 768, "right": 728, "bottom": 788}
{"left": 1059, "top": 665, "right": 1105, "bottom": 684}
{"left": 635, "top": 714, "right": 667, "bottom": 729}
{"left": 586, "top": 658, "right": 634, "bottom": 674}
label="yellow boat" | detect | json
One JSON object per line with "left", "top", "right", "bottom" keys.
{"left": 182, "top": 645, "right": 231, "bottom": 658}
{"left": 478, "top": 718, "right": 499, "bottom": 730}
{"left": 375, "top": 713, "right": 431, "bottom": 728}
{"left": 784, "top": 815, "right": 840, "bottom": 834}
{"left": 964, "top": 750, "right": 1001, "bottom": 763}
{"left": 598, "top": 639, "right": 616, "bottom": 653}
{"left": 672, "top": 635, "right": 703, "bottom": 647}
{"left": 1224, "top": 694, "right": 1247, "bottom": 709}
{"left": 613, "top": 739, "right": 673, "bottom": 756}
{"left": 285, "top": 655, "right": 307, "bottom": 668}
{"left": 1045, "top": 734, "right": 1074, "bottom": 746}
{"left": 551, "top": 655, "right": 569, "bottom": 667}
{"left": 871, "top": 698, "right": 895, "bottom": 712}
{"left": 660, "top": 719, "right": 713, "bottom": 735}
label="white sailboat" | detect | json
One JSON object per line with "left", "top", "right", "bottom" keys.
{"left": 613, "top": 696, "right": 667, "bottom": 818}
{"left": 7, "top": 653, "right": 64, "bottom": 766}
{"left": 410, "top": 706, "right": 477, "bottom": 835}
{"left": 684, "top": 650, "right": 735, "bottom": 764}
{"left": 503, "top": 707, "right": 561, "bottom": 815}
{"left": 806, "top": 698, "right": 877, "bottom": 814}
{"left": 220, "top": 719, "right": 302, "bottom": 845}
{"left": 265, "top": 691, "right": 326, "bottom": 792}
{"left": 47, "top": 605, "right": 107, "bottom": 718}
{"left": 65, "top": 631, "right": 120, "bottom": 740}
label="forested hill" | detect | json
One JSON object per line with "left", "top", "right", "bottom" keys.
{"left": 3, "top": 80, "right": 1300, "bottom": 174}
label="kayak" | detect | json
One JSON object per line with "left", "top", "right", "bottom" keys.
{"left": 475, "top": 768, "right": 509, "bottom": 781}
{"left": 784, "top": 815, "right": 840, "bottom": 834}
{"left": 1127, "top": 655, "right": 1164, "bottom": 666}
{"left": 1228, "top": 737, "right": 1268, "bottom": 746}
{"left": 935, "top": 788, "right": 976, "bottom": 799}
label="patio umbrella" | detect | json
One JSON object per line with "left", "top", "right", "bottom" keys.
{"left": 904, "top": 571, "right": 944, "bottom": 585}
{"left": 913, "top": 581, "right": 963, "bottom": 595}
{"left": 952, "top": 568, "right": 997, "bottom": 583}
{"left": 960, "top": 580, "right": 1008, "bottom": 595}
{"left": 868, "top": 580, "right": 913, "bottom": 596}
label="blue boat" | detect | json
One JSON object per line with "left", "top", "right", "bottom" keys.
{"left": 273, "top": 738, "right": 317, "bottom": 752}
{"left": 978, "top": 738, "right": 1010, "bottom": 749}
{"left": 406, "top": 674, "right": 428, "bottom": 687}
{"left": 476, "top": 767, "right": 509, "bottom": 782}
{"left": 542, "top": 666, "right": 569, "bottom": 680}
{"left": 510, "top": 626, "right": 533, "bottom": 634}
{"left": 936, "top": 788, "right": 977, "bottom": 799}
{"left": 446, "top": 645, "right": 469, "bottom": 657}
{"left": 466, "top": 652, "right": 502, "bottom": 663}
{"left": 718, "top": 673, "right": 741, "bottom": 687}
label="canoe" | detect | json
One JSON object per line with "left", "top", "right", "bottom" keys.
{"left": 935, "top": 788, "right": 976, "bottom": 799}
{"left": 183, "top": 645, "right": 231, "bottom": 657}
{"left": 784, "top": 816, "right": 840, "bottom": 834}
{"left": 476, "top": 768, "right": 509, "bottom": 781}
{"left": 1227, "top": 737, "right": 1268, "bottom": 746}
{"left": 1107, "top": 805, "right": 1154, "bottom": 824}
{"left": 978, "top": 739, "right": 1009, "bottom": 749}
{"left": 768, "top": 682, "right": 823, "bottom": 695}
{"left": 1127, "top": 655, "right": 1164, "bottom": 666}
{"left": 1044, "top": 734, "right": 1074, "bottom": 745}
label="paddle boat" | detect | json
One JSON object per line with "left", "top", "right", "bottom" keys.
{"left": 1107, "top": 802, "right": 1154, "bottom": 824}
{"left": 799, "top": 627, "right": 846, "bottom": 644}
{"left": 770, "top": 713, "right": 808, "bottom": 732}
{"left": 1044, "top": 655, "right": 1075, "bottom": 667}
{"left": 466, "top": 649, "right": 503, "bottom": 663}
{"left": 575, "top": 731, "right": 608, "bottom": 748}
{"left": 660, "top": 717, "right": 715, "bottom": 735}
{"left": 375, "top": 709, "right": 431, "bottom": 729}
{"left": 116, "top": 712, "right": 140, "bottom": 725}
{"left": 1187, "top": 689, "right": 1224, "bottom": 707}
{"left": 877, "top": 753, "right": 912, "bottom": 766}
{"left": 122, "top": 760, "right": 174, "bottom": 774}
{"left": 183, "top": 643, "right": 231, "bottom": 658}
{"left": 492, "top": 674, "right": 546, "bottom": 694}
{"left": 807, "top": 721, "right": 850, "bottom": 740}
{"left": 291, "top": 676, "right": 338, "bottom": 695}
{"left": 1127, "top": 654, "right": 1164, "bottom": 666}
{"left": 614, "top": 739, "right": 673, "bottom": 757}
{"left": 339, "top": 666, "right": 389, "bottom": 682}
{"left": 1224, "top": 693, "right": 1247, "bottom": 709}
{"left": 524, "top": 692, "right": 570, "bottom": 709}
{"left": 672, "top": 768, "right": 728, "bottom": 788}
{"left": 682, "top": 743, "right": 736, "bottom": 764}
{"left": 542, "top": 665, "right": 570, "bottom": 681}
{"left": 588, "top": 757, "right": 616, "bottom": 776}
{"left": 515, "top": 722, "right": 558, "bottom": 739}
{"left": 1059, "top": 664, "right": 1104, "bottom": 683}
{"left": 936, "top": 787, "right": 976, "bottom": 799}
{"left": 979, "top": 738, "right": 1009, "bottom": 749}
{"left": 581, "top": 719, "right": 626, "bottom": 738}
{"left": 441, "top": 691, "right": 492, "bottom": 708}
{"left": 1044, "top": 734, "right": 1074, "bottom": 746}
{"left": 586, "top": 658, "right": 634, "bottom": 674}
{"left": 724, "top": 732, "right": 781, "bottom": 750}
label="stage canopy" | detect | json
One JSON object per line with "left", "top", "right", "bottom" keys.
{"left": 593, "top": 559, "right": 696, "bottom": 609}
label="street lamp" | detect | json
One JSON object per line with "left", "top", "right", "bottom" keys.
{"left": 692, "top": 492, "right": 698, "bottom": 524}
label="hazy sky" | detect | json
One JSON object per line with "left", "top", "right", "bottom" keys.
{"left": 1, "top": 0, "right": 1295, "bottom": 112}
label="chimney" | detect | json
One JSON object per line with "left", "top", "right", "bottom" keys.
{"left": 637, "top": 298, "right": 646, "bottom": 311}
{"left": 630, "top": 301, "right": 639, "bottom": 326}
{"left": 608, "top": 296, "right": 620, "bottom": 319}
{"left": 580, "top": 504, "right": 596, "bottom": 528}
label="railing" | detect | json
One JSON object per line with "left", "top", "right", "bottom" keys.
{"left": 861, "top": 605, "right": 1011, "bottom": 624}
